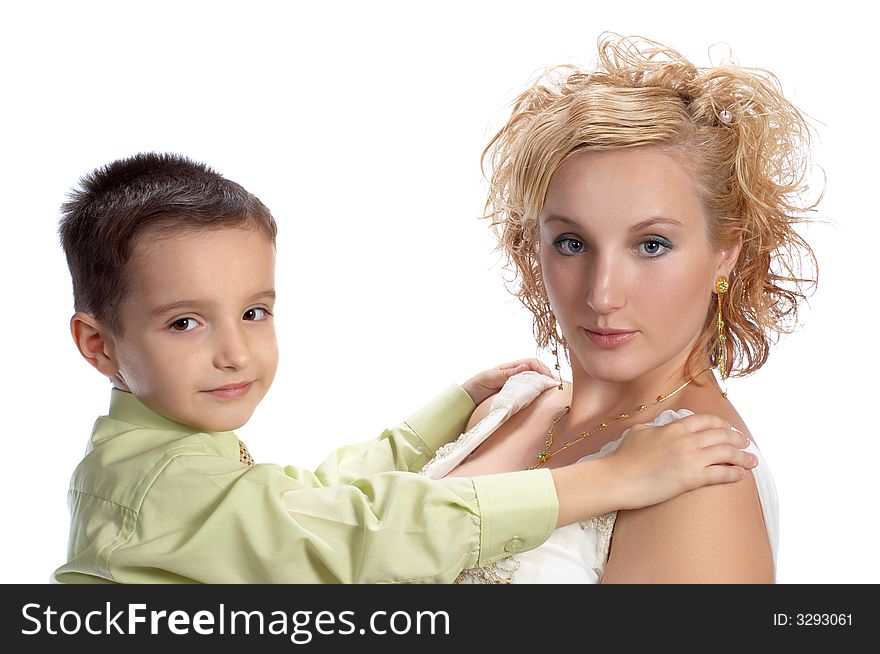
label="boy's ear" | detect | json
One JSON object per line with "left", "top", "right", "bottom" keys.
{"left": 70, "top": 312, "right": 119, "bottom": 377}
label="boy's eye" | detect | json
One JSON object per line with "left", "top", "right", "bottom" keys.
{"left": 243, "top": 308, "right": 268, "bottom": 321}
{"left": 169, "top": 318, "right": 198, "bottom": 332}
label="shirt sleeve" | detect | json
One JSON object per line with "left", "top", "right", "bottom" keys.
{"left": 109, "top": 453, "right": 558, "bottom": 584}
{"left": 310, "top": 384, "right": 477, "bottom": 484}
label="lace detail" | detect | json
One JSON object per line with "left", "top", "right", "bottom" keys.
{"left": 580, "top": 511, "right": 618, "bottom": 558}
{"left": 418, "top": 373, "right": 559, "bottom": 481}
{"left": 454, "top": 556, "right": 521, "bottom": 584}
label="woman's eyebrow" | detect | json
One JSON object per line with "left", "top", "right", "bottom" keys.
{"left": 630, "top": 216, "right": 684, "bottom": 231}
{"left": 540, "top": 215, "right": 581, "bottom": 228}
{"left": 541, "top": 215, "right": 685, "bottom": 231}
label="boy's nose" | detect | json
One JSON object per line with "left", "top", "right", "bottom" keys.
{"left": 213, "top": 323, "right": 251, "bottom": 370}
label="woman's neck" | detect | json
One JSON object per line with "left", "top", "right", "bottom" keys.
{"left": 564, "top": 358, "right": 700, "bottom": 427}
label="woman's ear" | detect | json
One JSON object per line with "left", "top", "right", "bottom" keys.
{"left": 714, "top": 235, "right": 743, "bottom": 279}
{"left": 70, "top": 312, "right": 119, "bottom": 377}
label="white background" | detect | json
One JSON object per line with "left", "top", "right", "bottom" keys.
{"left": 1, "top": 0, "right": 876, "bottom": 583}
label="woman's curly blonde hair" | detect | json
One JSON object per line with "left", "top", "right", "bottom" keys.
{"left": 482, "top": 33, "right": 820, "bottom": 379}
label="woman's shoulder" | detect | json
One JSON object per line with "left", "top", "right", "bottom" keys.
{"left": 603, "top": 466, "right": 773, "bottom": 582}
{"left": 603, "top": 388, "right": 773, "bottom": 582}
{"left": 667, "top": 382, "right": 755, "bottom": 444}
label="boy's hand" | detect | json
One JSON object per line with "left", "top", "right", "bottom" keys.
{"left": 461, "top": 358, "right": 556, "bottom": 406}
{"left": 607, "top": 413, "right": 757, "bottom": 510}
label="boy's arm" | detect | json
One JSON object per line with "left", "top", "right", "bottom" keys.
{"left": 55, "top": 403, "right": 753, "bottom": 584}
{"left": 311, "top": 384, "right": 476, "bottom": 484}
{"left": 313, "top": 359, "right": 554, "bottom": 484}
{"left": 92, "top": 456, "right": 558, "bottom": 584}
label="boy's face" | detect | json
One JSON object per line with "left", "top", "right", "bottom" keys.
{"left": 106, "top": 226, "right": 278, "bottom": 432}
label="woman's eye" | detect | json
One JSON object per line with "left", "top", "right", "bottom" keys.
{"left": 169, "top": 318, "right": 198, "bottom": 332}
{"left": 639, "top": 237, "right": 672, "bottom": 257}
{"left": 243, "top": 307, "right": 268, "bottom": 321}
{"left": 554, "top": 237, "right": 585, "bottom": 255}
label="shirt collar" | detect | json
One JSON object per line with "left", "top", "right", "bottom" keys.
{"left": 106, "top": 388, "right": 233, "bottom": 437}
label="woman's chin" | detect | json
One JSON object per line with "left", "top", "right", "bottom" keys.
{"left": 574, "top": 365, "right": 643, "bottom": 384}
{"left": 573, "top": 357, "right": 671, "bottom": 385}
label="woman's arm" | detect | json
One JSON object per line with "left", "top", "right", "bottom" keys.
{"left": 601, "top": 468, "right": 773, "bottom": 583}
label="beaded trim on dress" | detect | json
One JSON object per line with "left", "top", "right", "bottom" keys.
{"left": 580, "top": 512, "right": 618, "bottom": 559}
{"left": 454, "top": 556, "right": 522, "bottom": 584}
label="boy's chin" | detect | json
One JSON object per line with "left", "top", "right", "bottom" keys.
{"left": 177, "top": 406, "right": 257, "bottom": 433}
{"left": 193, "top": 414, "right": 254, "bottom": 433}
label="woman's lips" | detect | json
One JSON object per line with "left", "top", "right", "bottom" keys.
{"left": 583, "top": 329, "right": 638, "bottom": 349}
{"left": 203, "top": 382, "right": 253, "bottom": 399}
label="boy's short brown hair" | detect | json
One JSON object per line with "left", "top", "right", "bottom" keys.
{"left": 59, "top": 152, "right": 277, "bottom": 334}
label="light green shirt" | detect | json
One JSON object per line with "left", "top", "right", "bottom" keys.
{"left": 54, "top": 387, "right": 558, "bottom": 583}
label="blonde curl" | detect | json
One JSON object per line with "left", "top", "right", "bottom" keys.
{"left": 482, "top": 33, "right": 820, "bottom": 378}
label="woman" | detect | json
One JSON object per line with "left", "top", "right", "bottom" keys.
{"left": 420, "top": 34, "right": 818, "bottom": 583}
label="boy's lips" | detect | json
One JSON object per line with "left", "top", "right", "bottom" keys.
{"left": 202, "top": 381, "right": 254, "bottom": 399}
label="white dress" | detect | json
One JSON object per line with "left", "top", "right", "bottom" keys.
{"left": 419, "top": 372, "right": 779, "bottom": 584}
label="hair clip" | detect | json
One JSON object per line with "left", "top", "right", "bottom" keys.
{"left": 718, "top": 109, "right": 733, "bottom": 124}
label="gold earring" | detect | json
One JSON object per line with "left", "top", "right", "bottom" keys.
{"left": 550, "top": 314, "right": 564, "bottom": 391}
{"left": 551, "top": 346, "right": 563, "bottom": 391}
{"left": 715, "top": 276, "right": 729, "bottom": 381}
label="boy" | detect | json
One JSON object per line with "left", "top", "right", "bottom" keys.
{"left": 53, "top": 152, "right": 756, "bottom": 583}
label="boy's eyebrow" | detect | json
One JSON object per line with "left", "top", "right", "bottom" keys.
{"left": 149, "top": 290, "right": 276, "bottom": 318}
{"left": 248, "top": 289, "right": 276, "bottom": 302}
{"left": 150, "top": 300, "right": 206, "bottom": 317}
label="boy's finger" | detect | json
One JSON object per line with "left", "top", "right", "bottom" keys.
{"left": 533, "top": 360, "right": 553, "bottom": 376}
{"left": 674, "top": 413, "right": 731, "bottom": 433}
{"left": 521, "top": 357, "right": 553, "bottom": 377}
{"left": 694, "top": 427, "right": 751, "bottom": 450}
{"left": 701, "top": 444, "right": 757, "bottom": 470}
{"left": 501, "top": 358, "right": 553, "bottom": 377}
{"left": 701, "top": 465, "right": 746, "bottom": 485}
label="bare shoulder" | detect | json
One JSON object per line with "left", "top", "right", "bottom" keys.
{"left": 673, "top": 383, "right": 755, "bottom": 443}
{"left": 444, "top": 380, "right": 573, "bottom": 477}
{"left": 602, "top": 465, "right": 773, "bottom": 583}
{"left": 464, "top": 394, "right": 497, "bottom": 433}
{"left": 603, "top": 471, "right": 773, "bottom": 583}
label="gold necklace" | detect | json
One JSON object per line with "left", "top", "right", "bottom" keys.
{"left": 526, "top": 379, "right": 693, "bottom": 470}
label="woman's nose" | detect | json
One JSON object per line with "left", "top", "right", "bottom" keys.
{"left": 585, "top": 254, "right": 626, "bottom": 314}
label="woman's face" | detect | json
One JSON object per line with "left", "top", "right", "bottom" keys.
{"left": 537, "top": 147, "right": 737, "bottom": 385}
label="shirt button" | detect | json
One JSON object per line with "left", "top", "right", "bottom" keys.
{"left": 504, "top": 537, "right": 525, "bottom": 553}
